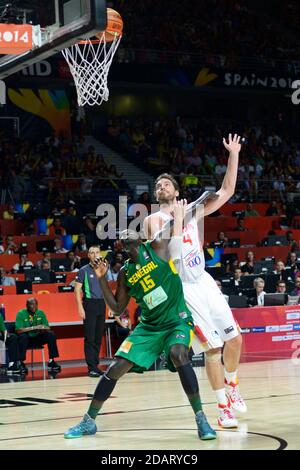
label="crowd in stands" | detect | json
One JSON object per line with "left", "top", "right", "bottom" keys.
{"left": 105, "top": 116, "right": 300, "bottom": 209}
{"left": 0, "top": 131, "right": 129, "bottom": 205}
{"left": 264, "top": 0, "right": 300, "bottom": 37}
{"left": 115, "top": 0, "right": 300, "bottom": 66}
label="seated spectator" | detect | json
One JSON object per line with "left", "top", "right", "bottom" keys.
{"left": 224, "top": 257, "right": 239, "bottom": 275}
{"left": 40, "top": 260, "right": 51, "bottom": 271}
{"left": 12, "top": 253, "right": 34, "bottom": 273}
{"left": 248, "top": 278, "right": 266, "bottom": 306}
{"left": 48, "top": 217, "right": 66, "bottom": 237}
{"left": 0, "top": 266, "right": 16, "bottom": 286}
{"left": 233, "top": 268, "right": 243, "bottom": 288}
{"left": 138, "top": 192, "right": 152, "bottom": 212}
{"left": 114, "top": 309, "right": 132, "bottom": 339}
{"left": 244, "top": 203, "right": 259, "bottom": 217}
{"left": 0, "top": 237, "right": 4, "bottom": 254}
{"left": 215, "top": 279, "right": 229, "bottom": 302}
{"left": 276, "top": 280, "right": 287, "bottom": 294}
{"left": 66, "top": 251, "right": 81, "bottom": 271}
{"left": 234, "top": 217, "right": 248, "bottom": 232}
{"left": 286, "top": 252, "right": 299, "bottom": 274}
{"left": 3, "top": 204, "right": 15, "bottom": 220}
{"left": 4, "top": 235, "right": 18, "bottom": 254}
{"left": 265, "top": 201, "right": 280, "bottom": 216}
{"left": 15, "top": 298, "right": 61, "bottom": 374}
{"left": 83, "top": 217, "right": 98, "bottom": 246}
{"left": 106, "top": 240, "right": 128, "bottom": 264}
{"left": 182, "top": 173, "right": 199, "bottom": 189}
{"left": 0, "top": 314, "right": 22, "bottom": 375}
{"left": 18, "top": 242, "right": 29, "bottom": 256}
{"left": 73, "top": 233, "right": 88, "bottom": 253}
{"left": 286, "top": 231, "right": 298, "bottom": 251}
{"left": 54, "top": 237, "right": 68, "bottom": 254}
{"left": 213, "top": 231, "right": 228, "bottom": 247}
{"left": 273, "top": 260, "right": 286, "bottom": 278}
{"left": 240, "top": 251, "right": 255, "bottom": 274}
{"left": 36, "top": 251, "right": 52, "bottom": 270}
{"left": 106, "top": 261, "right": 123, "bottom": 282}
{"left": 108, "top": 164, "right": 123, "bottom": 179}
{"left": 290, "top": 278, "right": 300, "bottom": 297}
{"left": 63, "top": 205, "right": 81, "bottom": 234}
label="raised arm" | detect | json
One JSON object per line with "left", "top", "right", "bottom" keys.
{"left": 151, "top": 200, "right": 186, "bottom": 261}
{"left": 204, "top": 133, "right": 241, "bottom": 216}
{"left": 93, "top": 261, "right": 130, "bottom": 315}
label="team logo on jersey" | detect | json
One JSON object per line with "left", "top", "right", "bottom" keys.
{"left": 179, "top": 311, "right": 188, "bottom": 319}
{"left": 176, "top": 334, "right": 186, "bottom": 339}
{"left": 224, "top": 326, "right": 234, "bottom": 334}
{"left": 211, "top": 330, "right": 220, "bottom": 339}
{"left": 184, "top": 249, "right": 201, "bottom": 268}
{"left": 142, "top": 250, "right": 150, "bottom": 261}
{"left": 184, "top": 250, "right": 202, "bottom": 268}
{"left": 118, "top": 341, "right": 133, "bottom": 354}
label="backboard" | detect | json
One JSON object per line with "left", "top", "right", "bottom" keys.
{"left": 0, "top": 0, "right": 107, "bottom": 79}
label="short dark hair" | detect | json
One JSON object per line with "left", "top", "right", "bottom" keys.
{"left": 277, "top": 280, "right": 286, "bottom": 287}
{"left": 154, "top": 173, "right": 179, "bottom": 196}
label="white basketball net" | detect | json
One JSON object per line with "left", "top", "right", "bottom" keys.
{"left": 62, "top": 32, "right": 122, "bottom": 107}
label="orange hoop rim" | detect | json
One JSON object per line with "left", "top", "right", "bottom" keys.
{"left": 77, "top": 33, "right": 122, "bottom": 45}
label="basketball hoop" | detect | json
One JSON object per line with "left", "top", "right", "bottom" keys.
{"left": 62, "top": 8, "right": 123, "bottom": 107}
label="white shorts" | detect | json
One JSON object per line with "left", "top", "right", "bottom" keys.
{"left": 182, "top": 270, "right": 240, "bottom": 353}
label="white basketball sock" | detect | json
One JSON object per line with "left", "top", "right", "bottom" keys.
{"left": 215, "top": 388, "right": 227, "bottom": 406}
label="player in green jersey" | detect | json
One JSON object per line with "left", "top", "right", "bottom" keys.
{"left": 64, "top": 201, "right": 216, "bottom": 441}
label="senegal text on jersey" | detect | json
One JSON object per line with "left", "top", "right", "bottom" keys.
{"left": 128, "top": 261, "right": 158, "bottom": 285}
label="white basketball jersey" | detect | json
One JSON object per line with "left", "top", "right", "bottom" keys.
{"left": 156, "top": 211, "right": 205, "bottom": 283}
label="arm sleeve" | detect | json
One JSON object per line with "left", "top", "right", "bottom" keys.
{"left": 40, "top": 311, "right": 49, "bottom": 327}
{"left": 15, "top": 312, "right": 24, "bottom": 330}
{"left": 75, "top": 268, "right": 84, "bottom": 284}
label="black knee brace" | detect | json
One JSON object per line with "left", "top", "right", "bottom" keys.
{"left": 93, "top": 374, "right": 117, "bottom": 402}
{"left": 176, "top": 363, "right": 199, "bottom": 396}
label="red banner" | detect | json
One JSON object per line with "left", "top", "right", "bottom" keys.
{"left": 233, "top": 305, "right": 300, "bottom": 362}
{"left": 0, "top": 24, "right": 33, "bottom": 54}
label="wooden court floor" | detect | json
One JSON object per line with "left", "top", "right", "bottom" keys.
{"left": 0, "top": 359, "right": 299, "bottom": 450}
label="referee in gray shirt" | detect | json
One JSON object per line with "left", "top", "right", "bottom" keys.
{"left": 75, "top": 245, "right": 106, "bottom": 377}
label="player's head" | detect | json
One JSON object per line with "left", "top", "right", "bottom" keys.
{"left": 154, "top": 173, "right": 179, "bottom": 204}
{"left": 119, "top": 230, "right": 141, "bottom": 258}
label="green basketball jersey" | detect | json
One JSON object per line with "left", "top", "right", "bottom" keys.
{"left": 123, "top": 241, "right": 192, "bottom": 330}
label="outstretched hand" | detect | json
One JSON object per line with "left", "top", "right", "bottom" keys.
{"left": 223, "top": 133, "right": 241, "bottom": 154}
{"left": 92, "top": 258, "right": 109, "bottom": 279}
{"left": 173, "top": 199, "right": 187, "bottom": 220}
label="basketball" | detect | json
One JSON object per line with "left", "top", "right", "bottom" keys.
{"left": 97, "top": 8, "right": 123, "bottom": 43}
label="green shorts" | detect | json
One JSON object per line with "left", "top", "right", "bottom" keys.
{"left": 115, "top": 320, "right": 194, "bottom": 373}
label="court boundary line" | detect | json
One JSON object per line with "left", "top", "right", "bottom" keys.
{"left": 1, "top": 391, "right": 300, "bottom": 427}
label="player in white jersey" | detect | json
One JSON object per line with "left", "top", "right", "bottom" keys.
{"left": 144, "top": 134, "right": 246, "bottom": 428}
